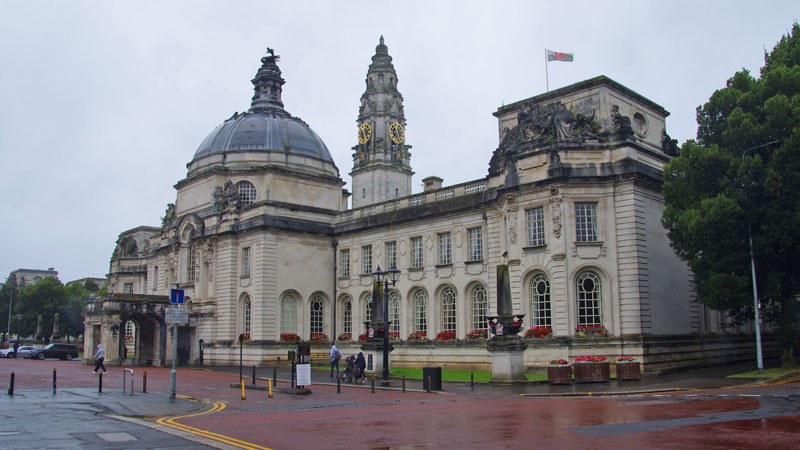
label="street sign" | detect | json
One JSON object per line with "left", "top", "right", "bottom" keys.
{"left": 166, "top": 307, "right": 189, "bottom": 324}
{"left": 170, "top": 289, "right": 185, "bottom": 304}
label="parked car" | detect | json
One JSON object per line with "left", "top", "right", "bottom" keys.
{"left": 0, "top": 345, "right": 35, "bottom": 358}
{"left": 29, "top": 343, "right": 79, "bottom": 360}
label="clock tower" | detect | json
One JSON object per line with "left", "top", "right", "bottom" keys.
{"left": 350, "top": 36, "right": 414, "bottom": 209}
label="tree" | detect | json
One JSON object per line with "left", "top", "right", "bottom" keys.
{"left": 13, "top": 277, "right": 88, "bottom": 343}
{"left": 663, "top": 23, "right": 800, "bottom": 361}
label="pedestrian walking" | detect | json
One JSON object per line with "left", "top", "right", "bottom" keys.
{"left": 355, "top": 351, "right": 366, "bottom": 382}
{"left": 93, "top": 343, "right": 107, "bottom": 374}
{"left": 12, "top": 341, "right": 19, "bottom": 358}
{"left": 330, "top": 343, "right": 341, "bottom": 378}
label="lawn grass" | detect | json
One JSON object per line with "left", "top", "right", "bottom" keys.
{"left": 727, "top": 367, "right": 800, "bottom": 379}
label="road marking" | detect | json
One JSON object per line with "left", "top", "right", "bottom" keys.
{"left": 156, "top": 401, "right": 273, "bottom": 450}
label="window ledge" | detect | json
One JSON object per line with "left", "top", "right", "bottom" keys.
{"left": 574, "top": 241, "right": 604, "bottom": 247}
{"left": 523, "top": 245, "right": 547, "bottom": 252}
{"left": 435, "top": 263, "right": 453, "bottom": 268}
{"left": 407, "top": 267, "right": 424, "bottom": 272}
{"left": 465, "top": 259, "right": 483, "bottom": 265}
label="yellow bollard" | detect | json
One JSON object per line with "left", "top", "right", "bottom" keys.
{"left": 241, "top": 379, "right": 246, "bottom": 400}
{"left": 268, "top": 378, "right": 273, "bottom": 398}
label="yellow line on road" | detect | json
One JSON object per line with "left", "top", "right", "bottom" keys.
{"left": 156, "top": 401, "right": 272, "bottom": 450}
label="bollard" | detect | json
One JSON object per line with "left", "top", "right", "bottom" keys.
{"left": 273, "top": 365, "right": 277, "bottom": 387}
{"left": 53, "top": 368, "right": 57, "bottom": 394}
{"left": 426, "top": 376, "right": 431, "bottom": 393}
{"left": 402, "top": 375, "right": 406, "bottom": 393}
{"left": 241, "top": 379, "right": 245, "bottom": 400}
{"left": 124, "top": 369, "right": 134, "bottom": 396}
{"left": 371, "top": 378, "right": 375, "bottom": 393}
{"left": 8, "top": 372, "right": 14, "bottom": 396}
{"left": 98, "top": 373, "right": 103, "bottom": 393}
{"left": 142, "top": 371, "right": 147, "bottom": 393}
{"left": 470, "top": 372, "right": 474, "bottom": 391}
{"left": 337, "top": 377, "right": 341, "bottom": 394}
{"left": 252, "top": 365, "right": 256, "bottom": 385}
{"left": 268, "top": 378, "right": 273, "bottom": 398}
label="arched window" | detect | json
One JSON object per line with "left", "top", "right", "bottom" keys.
{"left": 125, "top": 321, "right": 136, "bottom": 342}
{"left": 471, "top": 284, "right": 488, "bottom": 331}
{"left": 530, "top": 274, "right": 551, "bottom": 327}
{"left": 237, "top": 181, "right": 257, "bottom": 206}
{"left": 310, "top": 296, "right": 323, "bottom": 334}
{"left": 365, "top": 295, "right": 373, "bottom": 325}
{"left": 389, "top": 291, "right": 399, "bottom": 333}
{"left": 413, "top": 290, "right": 427, "bottom": 334}
{"left": 280, "top": 294, "right": 297, "bottom": 334}
{"left": 242, "top": 294, "right": 252, "bottom": 335}
{"left": 441, "top": 287, "right": 457, "bottom": 332}
{"left": 576, "top": 271, "right": 602, "bottom": 326}
{"left": 342, "top": 296, "right": 352, "bottom": 334}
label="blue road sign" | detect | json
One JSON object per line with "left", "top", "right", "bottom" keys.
{"left": 170, "top": 289, "right": 185, "bottom": 304}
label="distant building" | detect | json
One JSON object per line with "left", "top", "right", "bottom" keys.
{"left": 86, "top": 39, "right": 765, "bottom": 372}
{"left": 66, "top": 277, "right": 107, "bottom": 290}
{"left": 7, "top": 268, "right": 59, "bottom": 287}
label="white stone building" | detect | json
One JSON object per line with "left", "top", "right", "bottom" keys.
{"left": 85, "top": 39, "right": 763, "bottom": 373}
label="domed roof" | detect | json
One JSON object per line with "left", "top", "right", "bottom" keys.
{"left": 190, "top": 49, "right": 334, "bottom": 166}
{"left": 193, "top": 113, "right": 333, "bottom": 162}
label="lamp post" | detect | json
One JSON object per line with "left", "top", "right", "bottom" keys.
{"left": 6, "top": 289, "right": 13, "bottom": 341}
{"left": 372, "top": 264, "right": 400, "bottom": 386}
{"left": 740, "top": 141, "right": 777, "bottom": 374}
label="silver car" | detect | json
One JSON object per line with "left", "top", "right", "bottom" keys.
{"left": 0, "top": 345, "right": 35, "bottom": 358}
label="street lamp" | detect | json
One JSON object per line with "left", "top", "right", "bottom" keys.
{"left": 372, "top": 264, "right": 401, "bottom": 386}
{"left": 740, "top": 140, "right": 777, "bottom": 374}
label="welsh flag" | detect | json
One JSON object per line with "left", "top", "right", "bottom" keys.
{"left": 546, "top": 49, "right": 574, "bottom": 62}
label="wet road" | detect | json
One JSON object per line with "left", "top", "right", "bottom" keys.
{"left": 0, "top": 357, "right": 798, "bottom": 449}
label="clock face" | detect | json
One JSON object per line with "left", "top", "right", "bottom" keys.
{"left": 389, "top": 122, "right": 405, "bottom": 144}
{"left": 358, "top": 123, "right": 372, "bottom": 144}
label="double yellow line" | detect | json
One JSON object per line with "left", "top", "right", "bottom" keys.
{"left": 156, "top": 400, "right": 272, "bottom": 450}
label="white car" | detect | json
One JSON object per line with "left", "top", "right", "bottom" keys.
{"left": 0, "top": 345, "right": 35, "bottom": 358}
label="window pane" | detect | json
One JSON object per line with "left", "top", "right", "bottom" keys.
{"left": 362, "top": 245, "right": 372, "bottom": 274}
{"left": 310, "top": 297, "right": 323, "bottom": 334}
{"left": 575, "top": 203, "right": 598, "bottom": 242}
{"left": 343, "top": 297, "right": 352, "bottom": 334}
{"left": 468, "top": 228, "right": 483, "bottom": 261}
{"left": 281, "top": 295, "right": 296, "bottom": 334}
{"left": 389, "top": 292, "right": 399, "bottom": 333}
{"left": 438, "top": 233, "right": 452, "bottom": 265}
{"left": 526, "top": 207, "right": 545, "bottom": 246}
{"left": 471, "top": 285, "right": 488, "bottom": 330}
{"left": 241, "top": 247, "right": 251, "bottom": 277}
{"left": 386, "top": 241, "right": 397, "bottom": 269}
{"left": 530, "top": 274, "right": 551, "bottom": 327}
{"left": 576, "top": 272, "right": 602, "bottom": 326}
{"left": 340, "top": 249, "right": 350, "bottom": 277}
{"left": 237, "top": 181, "right": 257, "bottom": 206}
{"left": 411, "top": 237, "right": 423, "bottom": 268}
{"left": 243, "top": 294, "right": 252, "bottom": 334}
{"left": 441, "top": 287, "right": 456, "bottom": 332}
{"left": 413, "top": 290, "right": 427, "bottom": 333}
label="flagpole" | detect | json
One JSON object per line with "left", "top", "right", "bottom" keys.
{"left": 544, "top": 48, "right": 549, "bottom": 92}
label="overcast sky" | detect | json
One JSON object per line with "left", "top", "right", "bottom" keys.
{"left": 1, "top": 1, "right": 797, "bottom": 283}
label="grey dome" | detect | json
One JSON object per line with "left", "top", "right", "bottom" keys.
{"left": 193, "top": 112, "right": 334, "bottom": 162}
{"left": 191, "top": 49, "right": 334, "bottom": 166}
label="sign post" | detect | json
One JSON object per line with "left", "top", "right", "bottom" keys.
{"left": 168, "top": 288, "right": 185, "bottom": 400}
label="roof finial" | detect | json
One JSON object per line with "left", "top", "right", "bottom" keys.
{"left": 380, "top": 35, "right": 384, "bottom": 46}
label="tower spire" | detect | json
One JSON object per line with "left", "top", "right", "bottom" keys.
{"left": 350, "top": 36, "right": 414, "bottom": 208}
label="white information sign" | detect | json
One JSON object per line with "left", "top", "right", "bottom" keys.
{"left": 296, "top": 363, "right": 312, "bottom": 386}
{"left": 165, "top": 307, "right": 189, "bottom": 324}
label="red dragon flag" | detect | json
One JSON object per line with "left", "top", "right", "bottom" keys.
{"left": 546, "top": 49, "right": 574, "bottom": 62}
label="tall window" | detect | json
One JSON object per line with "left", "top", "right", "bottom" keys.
{"left": 526, "top": 207, "right": 545, "bottom": 246}
{"left": 438, "top": 232, "right": 452, "bottom": 265}
{"left": 123, "top": 283, "right": 134, "bottom": 294}
{"left": 411, "top": 236, "right": 423, "bottom": 268}
{"left": 441, "top": 287, "right": 457, "bottom": 332}
{"left": 530, "top": 274, "right": 552, "bottom": 327}
{"left": 187, "top": 244, "right": 196, "bottom": 282}
{"left": 280, "top": 294, "right": 297, "bottom": 334}
{"left": 468, "top": 227, "right": 483, "bottom": 261}
{"left": 153, "top": 266, "right": 159, "bottom": 291}
{"left": 576, "top": 271, "right": 602, "bottom": 326}
{"left": 365, "top": 296, "right": 373, "bottom": 324}
{"left": 362, "top": 245, "right": 372, "bottom": 274}
{"left": 342, "top": 297, "right": 352, "bottom": 334}
{"left": 243, "top": 294, "right": 252, "bottom": 335}
{"left": 125, "top": 321, "right": 136, "bottom": 343}
{"left": 575, "top": 202, "right": 598, "bottom": 242}
{"left": 389, "top": 291, "right": 399, "bottom": 333}
{"left": 339, "top": 249, "right": 350, "bottom": 278}
{"left": 310, "top": 296, "right": 323, "bottom": 334}
{"left": 385, "top": 241, "right": 397, "bottom": 269}
{"left": 236, "top": 180, "right": 257, "bottom": 206}
{"left": 471, "top": 284, "right": 488, "bottom": 331}
{"left": 413, "top": 290, "right": 427, "bottom": 333}
{"left": 241, "top": 247, "right": 251, "bottom": 277}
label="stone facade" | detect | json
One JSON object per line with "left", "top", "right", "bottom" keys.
{"left": 86, "top": 39, "right": 762, "bottom": 372}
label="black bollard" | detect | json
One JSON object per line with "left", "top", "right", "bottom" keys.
{"left": 53, "top": 368, "right": 57, "bottom": 394}
{"left": 337, "top": 377, "right": 341, "bottom": 394}
{"left": 426, "top": 376, "right": 431, "bottom": 393}
{"left": 273, "top": 365, "right": 277, "bottom": 386}
{"left": 402, "top": 375, "right": 406, "bottom": 393}
{"left": 8, "top": 372, "right": 14, "bottom": 396}
{"left": 143, "top": 371, "right": 147, "bottom": 393}
{"left": 371, "top": 377, "right": 375, "bottom": 393}
{"left": 470, "top": 372, "right": 474, "bottom": 391}
{"left": 252, "top": 365, "right": 256, "bottom": 385}
{"left": 98, "top": 373, "right": 103, "bottom": 393}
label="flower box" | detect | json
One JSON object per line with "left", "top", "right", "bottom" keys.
{"left": 547, "top": 365, "right": 572, "bottom": 384}
{"left": 616, "top": 362, "right": 641, "bottom": 381}
{"left": 574, "top": 361, "right": 610, "bottom": 383}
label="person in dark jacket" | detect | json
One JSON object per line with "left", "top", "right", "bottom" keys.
{"left": 354, "top": 352, "right": 366, "bottom": 381}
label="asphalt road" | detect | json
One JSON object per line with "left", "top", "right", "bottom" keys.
{"left": 0, "top": 356, "right": 798, "bottom": 449}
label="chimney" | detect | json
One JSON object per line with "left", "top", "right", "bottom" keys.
{"left": 422, "top": 176, "right": 443, "bottom": 192}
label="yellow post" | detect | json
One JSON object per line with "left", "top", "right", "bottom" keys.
{"left": 241, "top": 379, "right": 246, "bottom": 400}
{"left": 268, "top": 378, "right": 273, "bottom": 398}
